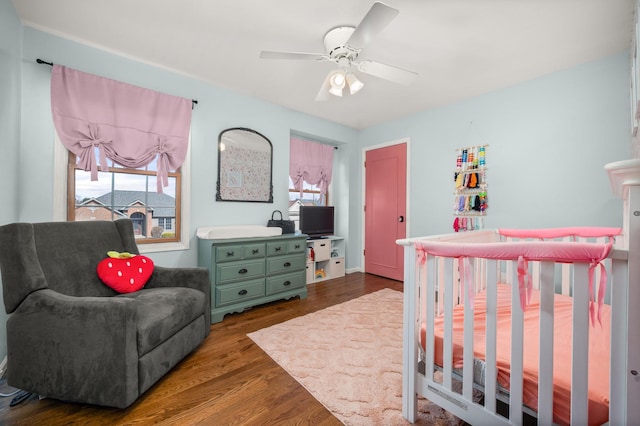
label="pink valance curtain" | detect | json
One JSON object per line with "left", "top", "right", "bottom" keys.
{"left": 50, "top": 65, "right": 192, "bottom": 193}
{"left": 289, "top": 137, "right": 334, "bottom": 195}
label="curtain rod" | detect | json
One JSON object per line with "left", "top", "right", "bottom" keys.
{"left": 36, "top": 58, "right": 198, "bottom": 109}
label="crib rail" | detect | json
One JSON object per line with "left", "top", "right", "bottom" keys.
{"left": 398, "top": 228, "right": 630, "bottom": 426}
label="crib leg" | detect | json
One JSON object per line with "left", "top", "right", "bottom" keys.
{"left": 402, "top": 246, "right": 418, "bottom": 422}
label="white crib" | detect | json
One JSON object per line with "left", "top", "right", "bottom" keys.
{"left": 397, "top": 160, "right": 640, "bottom": 426}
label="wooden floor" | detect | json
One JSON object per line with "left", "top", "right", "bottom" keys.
{"left": 0, "top": 272, "right": 403, "bottom": 425}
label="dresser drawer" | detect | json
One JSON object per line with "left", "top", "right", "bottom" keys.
{"left": 266, "top": 255, "right": 306, "bottom": 275}
{"left": 243, "top": 243, "right": 265, "bottom": 259}
{"left": 287, "top": 240, "right": 306, "bottom": 254}
{"left": 215, "top": 245, "right": 244, "bottom": 263}
{"left": 216, "top": 278, "right": 265, "bottom": 307}
{"left": 266, "top": 270, "right": 306, "bottom": 295}
{"left": 217, "top": 259, "right": 265, "bottom": 283}
{"left": 266, "top": 241, "right": 289, "bottom": 256}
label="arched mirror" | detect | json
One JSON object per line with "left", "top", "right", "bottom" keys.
{"left": 216, "top": 128, "right": 273, "bottom": 202}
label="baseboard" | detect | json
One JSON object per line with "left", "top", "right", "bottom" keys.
{"left": 346, "top": 267, "right": 361, "bottom": 274}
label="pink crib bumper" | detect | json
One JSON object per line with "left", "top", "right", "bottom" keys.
{"left": 414, "top": 227, "right": 621, "bottom": 326}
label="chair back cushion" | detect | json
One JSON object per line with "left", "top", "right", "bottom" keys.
{"left": 0, "top": 219, "right": 140, "bottom": 313}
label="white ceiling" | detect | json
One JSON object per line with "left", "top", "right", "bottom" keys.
{"left": 12, "top": 0, "right": 636, "bottom": 129}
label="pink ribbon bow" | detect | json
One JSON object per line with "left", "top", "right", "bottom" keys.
{"left": 76, "top": 123, "right": 112, "bottom": 181}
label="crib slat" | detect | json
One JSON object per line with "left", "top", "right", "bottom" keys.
{"left": 510, "top": 265, "right": 524, "bottom": 426}
{"left": 425, "top": 255, "right": 436, "bottom": 382}
{"left": 437, "top": 257, "right": 445, "bottom": 315}
{"left": 462, "top": 258, "right": 474, "bottom": 401}
{"left": 609, "top": 257, "right": 629, "bottom": 426}
{"left": 484, "top": 260, "right": 498, "bottom": 414}
{"left": 531, "top": 261, "right": 541, "bottom": 290}
{"left": 571, "top": 263, "right": 590, "bottom": 425}
{"left": 538, "top": 261, "right": 555, "bottom": 426}
{"left": 443, "top": 258, "right": 454, "bottom": 390}
{"left": 402, "top": 244, "right": 418, "bottom": 422}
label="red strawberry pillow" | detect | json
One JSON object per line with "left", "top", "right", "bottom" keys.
{"left": 97, "top": 251, "right": 154, "bottom": 293}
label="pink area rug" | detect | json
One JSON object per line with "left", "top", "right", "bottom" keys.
{"left": 247, "top": 288, "right": 464, "bottom": 425}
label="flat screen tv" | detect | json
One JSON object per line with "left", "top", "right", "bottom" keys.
{"left": 299, "top": 206, "right": 334, "bottom": 238}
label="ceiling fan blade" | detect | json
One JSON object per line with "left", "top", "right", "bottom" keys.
{"left": 315, "top": 71, "right": 332, "bottom": 101}
{"left": 357, "top": 60, "right": 418, "bottom": 86}
{"left": 346, "top": 2, "right": 399, "bottom": 49}
{"left": 259, "top": 50, "right": 327, "bottom": 61}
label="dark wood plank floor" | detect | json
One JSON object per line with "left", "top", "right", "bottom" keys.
{"left": 0, "top": 272, "right": 403, "bottom": 425}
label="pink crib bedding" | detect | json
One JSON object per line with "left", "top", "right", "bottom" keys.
{"left": 421, "top": 283, "right": 610, "bottom": 426}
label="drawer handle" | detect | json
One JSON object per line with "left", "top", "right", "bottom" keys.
{"left": 252, "top": 249, "right": 259, "bottom": 254}
{"left": 320, "top": 243, "right": 326, "bottom": 247}
{"left": 283, "top": 262, "right": 291, "bottom": 267}
{"left": 226, "top": 251, "right": 234, "bottom": 257}
{"left": 275, "top": 247, "right": 282, "bottom": 252}
{"left": 238, "top": 268, "right": 248, "bottom": 274}
{"left": 283, "top": 281, "right": 291, "bottom": 286}
{"left": 294, "top": 244, "right": 300, "bottom": 249}
{"left": 238, "top": 289, "right": 248, "bottom": 295}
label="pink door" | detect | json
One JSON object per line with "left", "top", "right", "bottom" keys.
{"left": 364, "top": 143, "right": 407, "bottom": 281}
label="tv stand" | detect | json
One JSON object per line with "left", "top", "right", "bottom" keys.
{"left": 305, "top": 236, "right": 345, "bottom": 283}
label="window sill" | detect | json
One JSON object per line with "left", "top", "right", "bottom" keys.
{"left": 138, "top": 240, "right": 189, "bottom": 254}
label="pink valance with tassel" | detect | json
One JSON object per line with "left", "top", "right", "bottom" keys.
{"left": 50, "top": 65, "right": 192, "bottom": 193}
{"left": 289, "top": 137, "right": 334, "bottom": 195}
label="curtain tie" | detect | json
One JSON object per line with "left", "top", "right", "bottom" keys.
{"left": 77, "top": 123, "right": 112, "bottom": 181}
{"left": 155, "top": 136, "right": 171, "bottom": 194}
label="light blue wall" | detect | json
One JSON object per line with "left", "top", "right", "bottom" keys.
{"left": 351, "top": 52, "right": 630, "bottom": 265}
{"left": 19, "top": 27, "right": 358, "bottom": 268}
{"left": 0, "top": 0, "right": 22, "bottom": 363}
{"left": 1, "top": 3, "right": 633, "bottom": 362}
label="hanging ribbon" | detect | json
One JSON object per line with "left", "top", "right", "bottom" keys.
{"left": 516, "top": 255, "right": 533, "bottom": 312}
{"left": 416, "top": 245, "right": 428, "bottom": 266}
{"left": 76, "top": 123, "right": 112, "bottom": 181}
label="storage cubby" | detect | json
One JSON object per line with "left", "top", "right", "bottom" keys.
{"left": 305, "top": 236, "right": 345, "bottom": 283}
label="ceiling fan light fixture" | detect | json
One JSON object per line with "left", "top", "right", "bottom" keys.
{"left": 346, "top": 72, "right": 364, "bottom": 94}
{"left": 328, "top": 70, "right": 346, "bottom": 97}
{"left": 328, "top": 86, "right": 343, "bottom": 97}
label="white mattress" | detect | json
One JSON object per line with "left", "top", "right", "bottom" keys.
{"left": 196, "top": 225, "right": 283, "bottom": 240}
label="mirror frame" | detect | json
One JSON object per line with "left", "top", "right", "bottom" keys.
{"left": 216, "top": 127, "right": 274, "bottom": 203}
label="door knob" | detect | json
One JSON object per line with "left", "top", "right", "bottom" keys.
{"left": 398, "top": 216, "right": 405, "bottom": 222}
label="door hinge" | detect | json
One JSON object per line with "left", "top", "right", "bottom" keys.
{"left": 363, "top": 249, "right": 366, "bottom": 256}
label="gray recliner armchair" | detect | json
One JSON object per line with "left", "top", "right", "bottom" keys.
{"left": 0, "top": 219, "right": 210, "bottom": 408}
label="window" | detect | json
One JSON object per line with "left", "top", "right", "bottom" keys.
{"left": 157, "top": 217, "right": 172, "bottom": 231}
{"left": 288, "top": 176, "right": 328, "bottom": 231}
{"left": 68, "top": 151, "right": 181, "bottom": 244}
{"left": 288, "top": 137, "right": 335, "bottom": 231}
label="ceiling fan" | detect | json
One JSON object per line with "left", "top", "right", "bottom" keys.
{"left": 259, "top": 1, "right": 418, "bottom": 101}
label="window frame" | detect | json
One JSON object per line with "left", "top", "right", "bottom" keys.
{"left": 67, "top": 152, "right": 182, "bottom": 244}
{"left": 54, "top": 134, "right": 191, "bottom": 253}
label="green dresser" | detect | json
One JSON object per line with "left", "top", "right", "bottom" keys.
{"left": 198, "top": 234, "right": 308, "bottom": 323}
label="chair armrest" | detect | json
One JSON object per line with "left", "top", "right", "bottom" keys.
{"left": 7, "top": 289, "right": 139, "bottom": 408}
{"left": 146, "top": 266, "right": 211, "bottom": 328}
